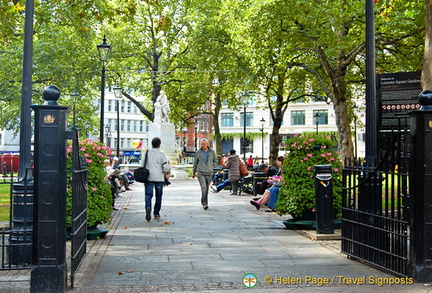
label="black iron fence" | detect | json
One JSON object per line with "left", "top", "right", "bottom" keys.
{"left": 69, "top": 128, "right": 88, "bottom": 289}
{"left": 0, "top": 170, "right": 33, "bottom": 270}
{"left": 342, "top": 127, "right": 411, "bottom": 276}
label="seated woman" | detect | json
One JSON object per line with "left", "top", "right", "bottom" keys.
{"left": 250, "top": 175, "right": 281, "bottom": 211}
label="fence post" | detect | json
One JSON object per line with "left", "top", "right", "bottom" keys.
{"left": 408, "top": 90, "right": 432, "bottom": 282}
{"left": 30, "top": 85, "right": 69, "bottom": 292}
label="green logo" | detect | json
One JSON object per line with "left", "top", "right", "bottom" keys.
{"left": 242, "top": 273, "right": 257, "bottom": 288}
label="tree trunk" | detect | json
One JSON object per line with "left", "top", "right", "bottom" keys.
{"left": 332, "top": 97, "right": 354, "bottom": 160}
{"left": 213, "top": 92, "right": 223, "bottom": 164}
{"left": 422, "top": 0, "right": 432, "bottom": 90}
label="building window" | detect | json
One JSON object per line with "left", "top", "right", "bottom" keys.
{"left": 127, "top": 101, "right": 132, "bottom": 113}
{"left": 107, "top": 100, "right": 113, "bottom": 112}
{"left": 127, "top": 120, "right": 131, "bottom": 132}
{"left": 291, "top": 111, "right": 305, "bottom": 125}
{"left": 240, "top": 112, "right": 253, "bottom": 127}
{"left": 140, "top": 121, "right": 145, "bottom": 132}
{"left": 221, "top": 113, "right": 234, "bottom": 127}
{"left": 120, "top": 119, "right": 125, "bottom": 131}
{"left": 313, "top": 110, "right": 328, "bottom": 125}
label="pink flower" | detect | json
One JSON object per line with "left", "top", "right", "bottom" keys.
{"left": 309, "top": 138, "right": 315, "bottom": 142}
{"left": 327, "top": 152, "right": 332, "bottom": 156}
{"left": 291, "top": 143, "right": 297, "bottom": 147}
{"left": 92, "top": 187, "right": 97, "bottom": 191}
{"left": 84, "top": 153, "right": 90, "bottom": 157}
{"left": 307, "top": 166, "right": 311, "bottom": 171}
{"left": 80, "top": 147, "right": 86, "bottom": 151}
{"left": 334, "top": 168, "right": 339, "bottom": 172}
{"left": 97, "top": 146, "right": 101, "bottom": 151}
{"left": 321, "top": 145, "right": 327, "bottom": 149}
{"left": 307, "top": 153, "right": 312, "bottom": 157}
{"left": 298, "top": 145, "right": 303, "bottom": 149}
{"left": 312, "top": 209, "right": 316, "bottom": 212}
{"left": 330, "top": 157, "right": 335, "bottom": 161}
{"left": 303, "top": 157, "right": 308, "bottom": 161}
{"left": 86, "top": 159, "right": 93, "bottom": 163}
{"left": 320, "top": 154, "right": 326, "bottom": 157}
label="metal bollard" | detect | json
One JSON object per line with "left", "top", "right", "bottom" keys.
{"left": 314, "top": 165, "right": 334, "bottom": 234}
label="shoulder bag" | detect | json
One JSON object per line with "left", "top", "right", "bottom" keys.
{"left": 239, "top": 160, "right": 249, "bottom": 178}
{"left": 134, "top": 151, "right": 150, "bottom": 183}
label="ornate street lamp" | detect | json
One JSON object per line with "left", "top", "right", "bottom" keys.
{"left": 97, "top": 36, "right": 111, "bottom": 143}
{"left": 113, "top": 86, "right": 122, "bottom": 162}
{"left": 70, "top": 89, "right": 79, "bottom": 127}
{"left": 242, "top": 91, "right": 249, "bottom": 161}
{"left": 105, "top": 125, "right": 112, "bottom": 148}
{"left": 314, "top": 113, "right": 320, "bottom": 135}
{"left": 260, "top": 118, "right": 266, "bottom": 163}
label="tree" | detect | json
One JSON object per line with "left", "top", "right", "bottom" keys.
{"left": 222, "top": 0, "right": 424, "bottom": 161}
{"left": 422, "top": 0, "right": 432, "bottom": 89}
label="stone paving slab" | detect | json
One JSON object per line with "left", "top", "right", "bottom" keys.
{"left": 2, "top": 179, "right": 432, "bottom": 292}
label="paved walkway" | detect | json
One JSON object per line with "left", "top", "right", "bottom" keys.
{"left": 2, "top": 179, "right": 431, "bottom": 292}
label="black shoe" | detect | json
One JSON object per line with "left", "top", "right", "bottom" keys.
{"left": 203, "top": 206, "right": 208, "bottom": 210}
{"left": 146, "top": 207, "right": 151, "bottom": 221}
{"left": 229, "top": 192, "right": 237, "bottom": 195}
{"left": 252, "top": 196, "right": 261, "bottom": 201}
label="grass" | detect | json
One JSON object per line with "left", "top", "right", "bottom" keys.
{"left": 0, "top": 183, "right": 11, "bottom": 222}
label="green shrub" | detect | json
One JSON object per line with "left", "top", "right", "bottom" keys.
{"left": 277, "top": 133, "right": 342, "bottom": 218}
{"left": 66, "top": 138, "right": 113, "bottom": 228}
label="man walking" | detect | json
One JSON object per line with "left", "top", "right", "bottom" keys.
{"left": 193, "top": 138, "right": 218, "bottom": 210}
{"left": 143, "top": 137, "right": 170, "bottom": 221}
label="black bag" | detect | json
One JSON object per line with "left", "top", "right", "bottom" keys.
{"left": 134, "top": 151, "right": 149, "bottom": 183}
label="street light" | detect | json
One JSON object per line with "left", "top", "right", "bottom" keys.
{"left": 105, "top": 125, "right": 112, "bottom": 147}
{"left": 242, "top": 91, "right": 249, "bottom": 161}
{"left": 97, "top": 35, "right": 111, "bottom": 143}
{"left": 314, "top": 113, "right": 320, "bottom": 135}
{"left": 113, "top": 86, "right": 122, "bottom": 162}
{"left": 70, "top": 89, "right": 79, "bottom": 127}
{"left": 194, "top": 118, "right": 199, "bottom": 151}
{"left": 353, "top": 105, "right": 358, "bottom": 158}
{"left": 260, "top": 118, "right": 266, "bottom": 163}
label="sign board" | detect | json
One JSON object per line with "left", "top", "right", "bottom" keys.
{"left": 378, "top": 71, "right": 422, "bottom": 130}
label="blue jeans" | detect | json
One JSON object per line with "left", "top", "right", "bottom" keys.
{"left": 145, "top": 181, "right": 164, "bottom": 216}
{"left": 268, "top": 186, "right": 280, "bottom": 209}
{"left": 216, "top": 179, "right": 231, "bottom": 191}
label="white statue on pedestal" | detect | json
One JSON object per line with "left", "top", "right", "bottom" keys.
{"left": 154, "top": 91, "right": 170, "bottom": 123}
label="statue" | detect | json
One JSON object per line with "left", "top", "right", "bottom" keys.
{"left": 154, "top": 90, "right": 170, "bottom": 123}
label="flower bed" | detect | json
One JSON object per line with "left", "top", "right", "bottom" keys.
{"left": 276, "top": 133, "right": 342, "bottom": 219}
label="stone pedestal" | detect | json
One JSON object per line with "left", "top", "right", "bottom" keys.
{"left": 148, "top": 122, "right": 177, "bottom": 164}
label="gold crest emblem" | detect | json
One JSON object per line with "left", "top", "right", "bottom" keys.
{"left": 429, "top": 120, "right": 432, "bottom": 129}
{"left": 44, "top": 114, "right": 55, "bottom": 124}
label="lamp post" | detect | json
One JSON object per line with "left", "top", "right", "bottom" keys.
{"left": 105, "top": 125, "right": 112, "bottom": 148}
{"left": 260, "top": 118, "right": 266, "bottom": 163}
{"left": 242, "top": 91, "right": 249, "bottom": 161}
{"left": 352, "top": 105, "right": 358, "bottom": 159}
{"left": 97, "top": 36, "right": 111, "bottom": 143}
{"left": 113, "top": 86, "right": 122, "bottom": 161}
{"left": 314, "top": 113, "right": 320, "bottom": 135}
{"left": 194, "top": 118, "right": 199, "bottom": 151}
{"left": 183, "top": 128, "right": 187, "bottom": 152}
{"left": 70, "top": 89, "right": 79, "bottom": 126}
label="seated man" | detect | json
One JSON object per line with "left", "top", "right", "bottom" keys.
{"left": 112, "top": 157, "right": 131, "bottom": 191}
{"left": 257, "top": 163, "right": 278, "bottom": 195}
